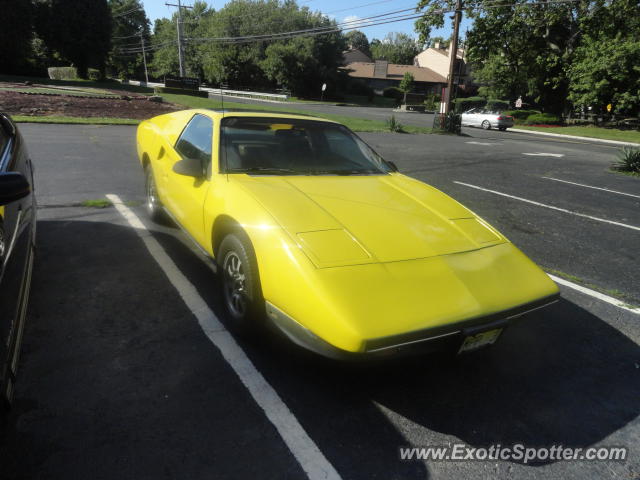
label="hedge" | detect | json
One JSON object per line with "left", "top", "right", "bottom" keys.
{"left": 503, "top": 109, "right": 540, "bottom": 121}
{"left": 453, "top": 96, "right": 486, "bottom": 112}
{"left": 346, "top": 80, "right": 374, "bottom": 101}
{"left": 154, "top": 86, "right": 209, "bottom": 98}
{"left": 454, "top": 97, "right": 511, "bottom": 113}
{"left": 48, "top": 66, "right": 78, "bottom": 80}
{"left": 485, "top": 99, "right": 510, "bottom": 112}
{"left": 523, "top": 113, "right": 562, "bottom": 125}
{"left": 383, "top": 87, "right": 403, "bottom": 101}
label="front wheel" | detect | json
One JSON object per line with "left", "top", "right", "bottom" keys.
{"left": 145, "top": 167, "right": 164, "bottom": 223}
{"left": 481, "top": 120, "right": 491, "bottom": 130}
{"left": 218, "top": 232, "right": 264, "bottom": 334}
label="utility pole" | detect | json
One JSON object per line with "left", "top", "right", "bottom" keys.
{"left": 445, "top": 0, "right": 463, "bottom": 114}
{"left": 165, "top": 1, "right": 192, "bottom": 77}
{"left": 140, "top": 31, "right": 149, "bottom": 85}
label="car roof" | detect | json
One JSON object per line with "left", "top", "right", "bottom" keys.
{"left": 190, "top": 108, "right": 340, "bottom": 124}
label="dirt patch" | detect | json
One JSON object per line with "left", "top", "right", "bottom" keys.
{"left": 0, "top": 83, "right": 180, "bottom": 119}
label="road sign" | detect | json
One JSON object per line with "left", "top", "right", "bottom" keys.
{"left": 321, "top": 83, "right": 327, "bottom": 92}
{"left": 607, "top": 103, "right": 612, "bottom": 112}
{"left": 515, "top": 96, "right": 523, "bottom": 108}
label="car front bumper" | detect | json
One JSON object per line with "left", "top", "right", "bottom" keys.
{"left": 265, "top": 294, "right": 559, "bottom": 360}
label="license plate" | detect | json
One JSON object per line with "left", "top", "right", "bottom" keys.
{"left": 458, "top": 328, "right": 503, "bottom": 353}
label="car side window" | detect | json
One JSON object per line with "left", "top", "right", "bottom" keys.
{"left": 175, "top": 114, "right": 213, "bottom": 165}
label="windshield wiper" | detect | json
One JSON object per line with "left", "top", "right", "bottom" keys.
{"left": 227, "top": 167, "right": 298, "bottom": 175}
{"left": 306, "top": 169, "right": 382, "bottom": 176}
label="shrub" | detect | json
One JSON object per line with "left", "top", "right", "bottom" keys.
{"left": 347, "top": 80, "right": 374, "bottom": 101}
{"left": 88, "top": 68, "right": 102, "bottom": 81}
{"left": 386, "top": 115, "right": 404, "bottom": 132}
{"left": 383, "top": 87, "right": 403, "bottom": 101}
{"left": 611, "top": 147, "right": 640, "bottom": 174}
{"left": 486, "top": 99, "right": 510, "bottom": 111}
{"left": 423, "top": 93, "right": 440, "bottom": 111}
{"left": 154, "top": 86, "right": 209, "bottom": 98}
{"left": 503, "top": 109, "right": 540, "bottom": 121}
{"left": 433, "top": 113, "right": 461, "bottom": 134}
{"left": 453, "top": 96, "right": 487, "bottom": 113}
{"left": 523, "top": 113, "right": 563, "bottom": 125}
{"left": 47, "top": 66, "right": 78, "bottom": 80}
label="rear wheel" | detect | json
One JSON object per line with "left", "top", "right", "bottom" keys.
{"left": 218, "top": 232, "right": 264, "bottom": 334}
{"left": 145, "top": 166, "right": 164, "bottom": 223}
{"left": 498, "top": 127, "right": 507, "bottom": 131}
{"left": 482, "top": 120, "right": 491, "bottom": 130}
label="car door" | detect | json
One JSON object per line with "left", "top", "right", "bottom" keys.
{"left": 461, "top": 108, "right": 475, "bottom": 126}
{"left": 163, "top": 113, "right": 214, "bottom": 247}
{"left": 0, "top": 117, "right": 35, "bottom": 406}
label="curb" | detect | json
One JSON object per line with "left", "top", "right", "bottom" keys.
{"left": 509, "top": 128, "right": 640, "bottom": 147}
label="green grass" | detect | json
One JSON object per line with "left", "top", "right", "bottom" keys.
{"left": 12, "top": 115, "right": 139, "bottom": 125}
{"left": 80, "top": 199, "right": 112, "bottom": 208}
{"left": 161, "top": 93, "right": 433, "bottom": 133}
{"left": 0, "top": 74, "right": 154, "bottom": 96}
{"left": 3, "top": 75, "right": 434, "bottom": 133}
{"left": 286, "top": 95, "right": 396, "bottom": 108}
{"left": 517, "top": 125, "right": 640, "bottom": 144}
{"left": 546, "top": 268, "right": 636, "bottom": 304}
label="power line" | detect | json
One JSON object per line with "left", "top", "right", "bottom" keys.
{"left": 186, "top": 7, "right": 420, "bottom": 43}
{"left": 113, "top": 5, "right": 144, "bottom": 18}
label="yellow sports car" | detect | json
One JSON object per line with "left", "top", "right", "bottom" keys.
{"left": 136, "top": 109, "right": 559, "bottom": 358}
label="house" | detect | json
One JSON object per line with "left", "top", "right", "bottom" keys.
{"left": 413, "top": 42, "right": 476, "bottom": 92}
{"left": 342, "top": 60, "right": 447, "bottom": 95}
{"left": 341, "top": 48, "right": 373, "bottom": 64}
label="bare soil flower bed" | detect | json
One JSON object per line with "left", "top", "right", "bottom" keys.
{"left": 0, "top": 83, "right": 179, "bottom": 119}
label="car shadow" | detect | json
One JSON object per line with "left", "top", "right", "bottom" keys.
{"left": 151, "top": 222, "right": 640, "bottom": 470}
{"left": 4, "top": 219, "right": 638, "bottom": 479}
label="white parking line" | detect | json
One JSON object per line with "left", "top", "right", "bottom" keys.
{"left": 548, "top": 274, "right": 640, "bottom": 315}
{"left": 106, "top": 194, "right": 341, "bottom": 480}
{"left": 453, "top": 181, "right": 640, "bottom": 232}
{"left": 523, "top": 152, "right": 565, "bottom": 157}
{"left": 542, "top": 177, "right": 640, "bottom": 199}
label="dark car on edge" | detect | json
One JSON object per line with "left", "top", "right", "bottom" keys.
{"left": 0, "top": 113, "right": 36, "bottom": 410}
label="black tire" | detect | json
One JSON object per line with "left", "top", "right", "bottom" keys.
{"left": 145, "top": 166, "right": 165, "bottom": 223}
{"left": 498, "top": 127, "right": 507, "bottom": 131}
{"left": 217, "top": 231, "right": 264, "bottom": 334}
{"left": 481, "top": 120, "right": 491, "bottom": 130}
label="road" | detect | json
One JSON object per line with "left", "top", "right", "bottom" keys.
{"left": 1, "top": 123, "right": 638, "bottom": 480}
{"left": 210, "top": 93, "right": 438, "bottom": 128}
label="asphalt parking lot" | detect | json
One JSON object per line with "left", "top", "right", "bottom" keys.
{"left": 1, "top": 123, "right": 639, "bottom": 480}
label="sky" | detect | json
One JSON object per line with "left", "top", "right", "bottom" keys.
{"left": 141, "top": 0, "right": 473, "bottom": 44}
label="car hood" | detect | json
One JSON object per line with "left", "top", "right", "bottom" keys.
{"left": 233, "top": 174, "right": 505, "bottom": 267}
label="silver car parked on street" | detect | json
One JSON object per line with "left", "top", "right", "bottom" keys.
{"left": 461, "top": 109, "right": 515, "bottom": 131}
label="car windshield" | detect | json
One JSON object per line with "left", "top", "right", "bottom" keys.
{"left": 221, "top": 117, "right": 392, "bottom": 175}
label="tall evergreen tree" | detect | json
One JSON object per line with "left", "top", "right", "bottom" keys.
{"left": 38, "top": 0, "right": 112, "bottom": 78}
{"left": 0, "top": 0, "right": 34, "bottom": 74}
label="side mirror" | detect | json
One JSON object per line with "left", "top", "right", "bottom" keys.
{"left": 0, "top": 172, "right": 31, "bottom": 206}
{"left": 173, "top": 157, "right": 204, "bottom": 178}
{"left": 385, "top": 160, "right": 399, "bottom": 172}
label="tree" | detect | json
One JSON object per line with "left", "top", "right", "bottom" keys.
{"left": 188, "top": 0, "right": 345, "bottom": 96}
{"left": 0, "top": 0, "right": 34, "bottom": 74}
{"left": 37, "top": 0, "right": 112, "bottom": 78}
{"left": 428, "top": 36, "right": 449, "bottom": 48}
{"left": 415, "top": 0, "right": 640, "bottom": 115}
{"left": 108, "top": 0, "right": 151, "bottom": 79}
{"left": 149, "top": 0, "right": 212, "bottom": 79}
{"left": 567, "top": 0, "right": 640, "bottom": 115}
{"left": 345, "top": 30, "right": 370, "bottom": 56}
{"left": 398, "top": 72, "right": 414, "bottom": 104}
{"left": 370, "top": 32, "right": 419, "bottom": 65}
